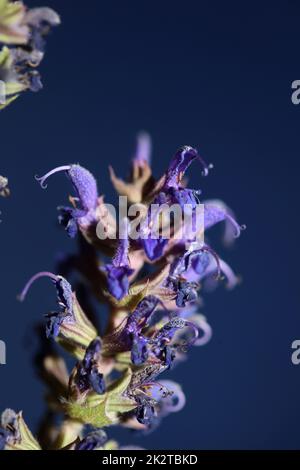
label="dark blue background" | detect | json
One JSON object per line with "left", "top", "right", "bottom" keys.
{"left": 0, "top": 0, "right": 299, "bottom": 449}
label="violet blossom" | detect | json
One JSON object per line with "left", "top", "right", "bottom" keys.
{"left": 1, "top": 130, "right": 244, "bottom": 449}
{"left": 0, "top": 1, "right": 60, "bottom": 108}
{"left": 35, "top": 164, "right": 99, "bottom": 238}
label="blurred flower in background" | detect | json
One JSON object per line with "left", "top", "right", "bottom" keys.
{"left": 0, "top": 0, "right": 60, "bottom": 109}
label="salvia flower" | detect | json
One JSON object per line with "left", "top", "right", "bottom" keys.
{"left": 35, "top": 164, "right": 99, "bottom": 237}
{"left": 138, "top": 146, "right": 212, "bottom": 261}
{"left": 161, "top": 146, "right": 211, "bottom": 214}
{"left": 204, "top": 202, "right": 246, "bottom": 237}
{"left": 102, "top": 218, "right": 134, "bottom": 300}
{"left": 130, "top": 379, "right": 187, "bottom": 431}
{"left": 165, "top": 145, "right": 212, "bottom": 187}
{"left": 19, "top": 271, "right": 97, "bottom": 357}
{"left": 124, "top": 363, "right": 173, "bottom": 426}
{"left": 134, "top": 380, "right": 186, "bottom": 431}
{"left": 19, "top": 271, "right": 74, "bottom": 338}
{"left": 73, "top": 337, "right": 106, "bottom": 396}
{"left": 103, "top": 295, "right": 160, "bottom": 359}
{"left": 139, "top": 191, "right": 170, "bottom": 261}
{"left": 75, "top": 429, "right": 107, "bottom": 451}
{"left": 104, "top": 295, "right": 198, "bottom": 368}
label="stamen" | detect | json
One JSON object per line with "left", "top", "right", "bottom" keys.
{"left": 18, "top": 271, "right": 59, "bottom": 302}
{"left": 35, "top": 165, "right": 71, "bottom": 189}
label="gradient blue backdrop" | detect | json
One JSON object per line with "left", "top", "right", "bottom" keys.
{"left": 0, "top": 0, "right": 299, "bottom": 449}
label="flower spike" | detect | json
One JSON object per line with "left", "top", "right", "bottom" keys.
{"left": 11, "top": 133, "right": 244, "bottom": 444}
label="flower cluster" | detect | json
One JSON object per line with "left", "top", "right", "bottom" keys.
{"left": 0, "top": 131, "right": 244, "bottom": 450}
{"left": 0, "top": 0, "right": 60, "bottom": 109}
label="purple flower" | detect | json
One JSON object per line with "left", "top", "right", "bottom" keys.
{"left": 18, "top": 271, "right": 74, "bottom": 338}
{"left": 75, "top": 429, "right": 107, "bottom": 450}
{"left": 139, "top": 147, "right": 212, "bottom": 261}
{"left": 174, "top": 280, "right": 199, "bottom": 307}
{"left": 136, "top": 402, "right": 156, "bottom": 426}
{"left": 104, "top": 265, "right": 134, "bottom": 301}
{"left": 171, "top": 244, "right": 239, "bottom": 291}
{"left": 103, "top": 296, "right": 160, "bottom": 360}
{"left": 126, "top": 364, "right": 180, "bottom": 427}
{"left": 141, "top": 235, "right": 169, "bottom": 261}
{"left": 150, "top": 317, "right": 198, "bottom": 363}
{"left": 130, "top": 334, "right": 149, "bottom": 365}
{"left": 75, "top": 338, "right": 105, "bottom": 395}
{"left": 164, "top": 244, "right": 225, "bottom": 307}
{"left": 204, "top": 203, "right": 246, "bottom": 238}
{"left": 127, "top": 363, "right": 168, "bottom": 426}
{"left": 104, "top": 296, "right": 197, "bottom": 368}
{"left": 139, "top": 380, "right": 186, "bottom": 430}
{"left": 103, "top": 218, "right": 134, "bottom": 300}
{"left": 199, "top": 257, "right": 239, "bottom": 291}
{"left": 128, "top": 295, "right": 160, "bottom": 331}
{"left": 139, "top": 192, "right": 170, "bottom": 261}
{"left": 170, "top": 246, "right": 216, "bottom": 278}
{"left": 163, "top": 146, "right": 211, "bottom": 213}
{"left": 35, "top": 164, "right": 98, "bottom": 237}
{"left": 136, "top": 380, "right": 186, "bottom": 431}
{"left": 12, "top": 134, "right": 244, "bottom": 442}
{"left": 165, "top": 146, "right": 212, "bottom": 187}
